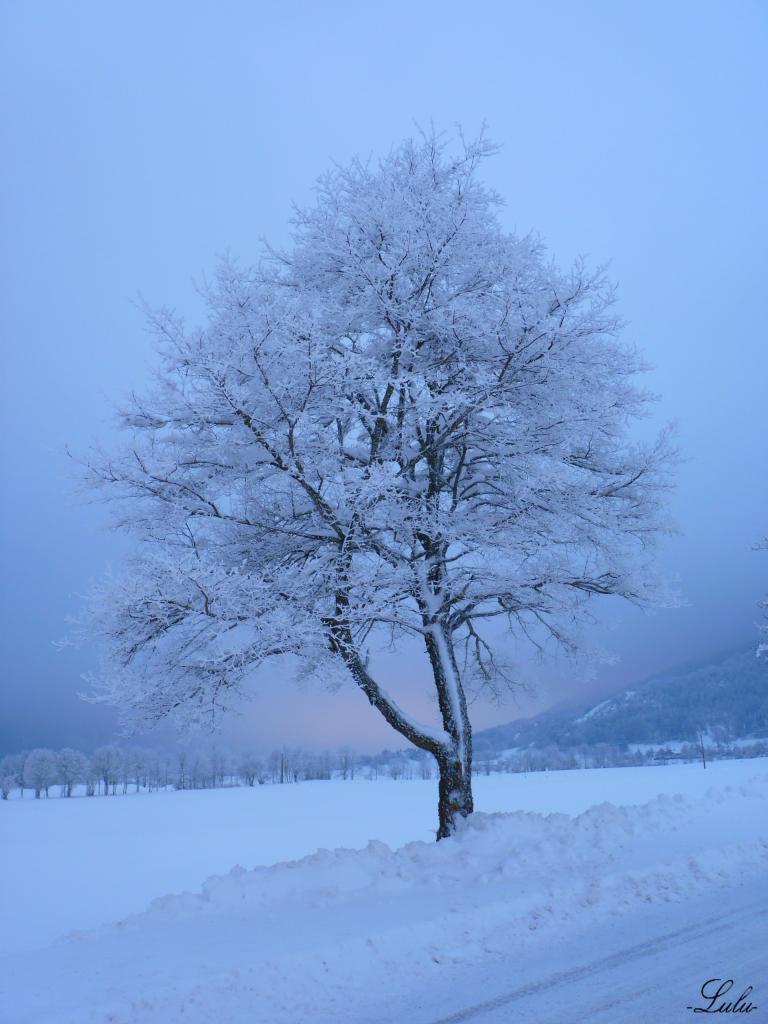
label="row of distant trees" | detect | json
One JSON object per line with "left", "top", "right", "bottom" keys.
{"left": 3, "top": 735, "right": 766, "bottom": 801}
{"left": 0, "top": 747, "right": 168, "bottom": 799}
{"left": 0, "top": 745, "right": 363, "bottom": 799}
{"left": 474, "top": 738, "right": 768, "bottom": 774}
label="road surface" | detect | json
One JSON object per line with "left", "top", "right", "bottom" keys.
{"left": 410, "top": 881, "right": 768, "bottom": 1024}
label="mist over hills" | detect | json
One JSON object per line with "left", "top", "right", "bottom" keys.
{"left": 475, "top": 647, "right": 768, "bottom": 754}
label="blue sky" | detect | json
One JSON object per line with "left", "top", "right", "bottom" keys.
{"left": 1, "top": 0, "right": 766, "bottom": 753}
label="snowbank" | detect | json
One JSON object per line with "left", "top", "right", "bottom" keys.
{"left": 0, "top": 756, "right": 763, "bottom": 955}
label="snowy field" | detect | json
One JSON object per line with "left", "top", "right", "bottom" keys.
{"left": 1, "top": 758, "right": 767, "bottom": 1023}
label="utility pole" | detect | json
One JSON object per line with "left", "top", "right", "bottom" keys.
{"left": 698, "top": 731, "right": 707, "bottom": 769}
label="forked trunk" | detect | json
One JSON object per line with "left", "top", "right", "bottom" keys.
{"left": 331, "top": 605, "right": 475, "bottom": 840}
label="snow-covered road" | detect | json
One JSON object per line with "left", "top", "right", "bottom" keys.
{"left": 420, "top": 883, "right": 768, "bottom": 1024}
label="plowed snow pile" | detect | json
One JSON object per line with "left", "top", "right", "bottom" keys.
{"left": 2, "top": 772, "right": 766, "bottom": 1024}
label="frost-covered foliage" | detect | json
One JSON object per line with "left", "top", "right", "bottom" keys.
{"left": 22, "top": 749, "right": 58, "bottom": 798}
{"left": 56, "top": 749, "right": 89, "bottom": 798}
{"left": 236, "top": 754, "right": 265, "bottom": 787}
{"left": 91, "top": 745, "right": 123, "bottom": 796}
{"left": 0, "top": 754, "right": 24, "bottom": 799}
{"left": 79, "top": 131, "right": 676, "bottom": 836}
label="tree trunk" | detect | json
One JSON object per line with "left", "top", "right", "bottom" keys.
{"left": 423, "top": 619, "right": 474, "bottom": 839}
{"left": 436, "top": 753, "right": 474, "bottom": 840}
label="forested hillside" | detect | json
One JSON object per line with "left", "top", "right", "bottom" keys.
{"left": 477, "top": 647, "right": 768, "bottom": 753}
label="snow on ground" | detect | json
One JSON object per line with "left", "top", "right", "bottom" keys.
{"left": 0, "top": 759, "right": 766, "bottom": 1023}
{"left": 0, "top": 758, "right": 760, "bottom": 956}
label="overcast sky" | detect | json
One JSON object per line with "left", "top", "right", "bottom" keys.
{"left": 1, "top": 0, "right": 766, "bottom": 755}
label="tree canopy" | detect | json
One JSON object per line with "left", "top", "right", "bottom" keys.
{"left": 80, "top": 131, "right": 676, "bottom": 835}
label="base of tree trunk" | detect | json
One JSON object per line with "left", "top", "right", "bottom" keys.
{"left": 436, "top": 758, "right": 474, "bottom": 840}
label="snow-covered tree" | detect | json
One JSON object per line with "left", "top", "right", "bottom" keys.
{"left": 23, "top": 748, "right": 58, "bottom": 798}
{"left": 303, "top": 751, "right": 332, "bottom": 780}
{"left": 237, "top": 753, "right": 265, "bottom": 786}
{"left": 388, "top": 753, "right": 409, "bottom": 780}
{"left": 84, "top": 758, "right": 98, "bottom": 797}
{"left": 0, "top": 754, "right": 24, "bottom": 799}
{"left": 91, "top": 745, "right": 122, "bottom": 795}
{"left": 175, "top": 750, "right": 188, "bottom": 790}
{"left": 123, "top": 747, "right": 146, "bottom": 792}
{"left": 209, "top": 747, "right": 229, "bottom": 787}
{"left": 188, "top": 751, "right": 212, "bottom": 788}
{"left": 56, "top": 748, "right": 89, "bottom": 797}
{"left": 79, "top": 131, "right": 676, "bottom": 838}
{"left": 337, "top": 747, "right": 356, "bottom": 780}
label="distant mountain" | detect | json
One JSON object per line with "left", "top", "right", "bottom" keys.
{"left": 475, "top": 647, "right": 768, "bottom": 753}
